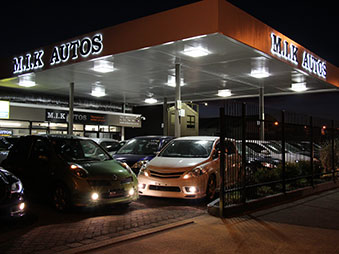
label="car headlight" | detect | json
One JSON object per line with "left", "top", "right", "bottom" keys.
{"left": 69, "top": 163, "right": 88, "bottom": 178}
{"left": 11, "top": 180, "right": 23, "bottom": 194}
{"left": 132, "top": 160, "right": 149, "bottom": 170}
{"left": 118, "top": 161, "right": 134, "bottom": 174}
{"left": 183, "top": 167, "right": 206, "bottom": 179}
{"left": 138, "top": 167, "right": 150, "bottom": 177}
{"left": 260, "top": 161, "right": 275, "bottom": 168}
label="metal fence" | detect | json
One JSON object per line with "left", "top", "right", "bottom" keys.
{"left": 219, "top": 102, "right": 339, "bottom": 209}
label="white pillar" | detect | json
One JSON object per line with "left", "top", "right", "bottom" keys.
{"left": 259, "top": 86, "right": 265, "bottom": 140}
{"left": 68, "top": 82, "right": 74, "bottom": 135}
{"left": 175, "top": 63, "right": 181, "bottom": 138}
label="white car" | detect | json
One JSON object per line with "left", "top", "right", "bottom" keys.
{"left": 138, "top": 136, "right": 221, "bottom": 200}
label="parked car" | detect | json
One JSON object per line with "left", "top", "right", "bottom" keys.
{"left": 0, "top": 167, "right": 25, "bottom": 218}
{"left": 1, "top": 135, "right": 138, "bottom": 211}
{"left": 138, "top": 136, "right": 223, "bottom": 200}
{"left": 113, "top": 136, "right": 173, "bottom": 174}
{"left": 256, "top": 140, "right": 311, "bottom": 162}
{"left": 235, "top": 141, "right": 281, "bottom": 172}
{"left": 92, "top": 138, "right": 120, "bottom": 156}
{"left": 0, "top": 136, "right": 18, "bottom": 163}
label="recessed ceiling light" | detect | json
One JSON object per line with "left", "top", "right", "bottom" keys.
{"left": 166, "top": 75, "right": 185, "bottom": 87}
{"left": 291, "top": 82, "right": 307, "bottom": 92}
{"left": 92, "top": 60, "right": 115, "bottom": 73}
{"left": 181, "top": 46, "right": 210, "bottom": 57}
{"left": 144, "top": 98, "right": 158, "bottom": 104}
{"left": 18, "top": 73, "right": 36, "bottom": 87}
{"left": 91, "top": 84, "right": 106, "bottom": 97}
{"left": 218, "top": 89, "right": 232, "bottom": 97}
{"left": 250, "top": 67, "right": 270, "bottom": 79}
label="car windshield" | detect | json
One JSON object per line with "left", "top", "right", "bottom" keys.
{"left": 246, "top": 142, "right": 269, "bottom": 153}
{"left": 159, "top": 140, "right": 214, "bottom": 158}
{"left": 116, "top": 138, "right": 160, "bottom": 155}
{"left": 52, "top": 138, "right": 111, "bottom": 162}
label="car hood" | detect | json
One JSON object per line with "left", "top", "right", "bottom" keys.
{"left": 112, "top": 154, "right": 154, "bottom": 167}
{"left": 78, "top": 160, "right": 132, "bottom": 178}
{"left": 148, "top": 157, "right": 208, "bottom": 170}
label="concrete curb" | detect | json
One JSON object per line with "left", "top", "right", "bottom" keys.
{"left": 57, "top": 218, "right": 196, "bottom": 254}
{"left": 208, "top": 181, "right": 339, "bottom": 217}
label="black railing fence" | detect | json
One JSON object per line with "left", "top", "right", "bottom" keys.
{"left": 219, "top": 102, "right": 339, "bottom": 209}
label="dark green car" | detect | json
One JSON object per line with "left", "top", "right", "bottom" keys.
{"left": 1, "top": 135, "right": 138, "bottom": 211}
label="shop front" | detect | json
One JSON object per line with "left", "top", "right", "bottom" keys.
{"left": 0, "top": 104, "right": 141, "bottom": 139}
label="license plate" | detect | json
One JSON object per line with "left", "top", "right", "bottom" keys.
{"left": 154, "top": 182, "right": 167, "bottom": 186}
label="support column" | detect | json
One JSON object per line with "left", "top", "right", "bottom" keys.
{"left": 121, "top": 103, "right": 126, "bottom": 141}
{"left": 259, "top": 86, "right": 265, "bottom": 140}
{"left": 174, "top": 63, "right": 181, "bottom": 138}
{"left": 163, "top": 97, "right": 168, "bottom": 136}
{"left": 68, "top": 82, "right": 74, "bottom": 135}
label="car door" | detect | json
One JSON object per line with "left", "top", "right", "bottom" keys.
{"left": 26, "top": 137, "right": 54, "bottom": 193}
{"left": 1, "top": 136, "right": 33, "bottom": 183}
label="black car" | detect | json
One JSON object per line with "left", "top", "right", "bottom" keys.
{"left": 113, "top": 136, "right": 173, "bottom": 174}
{"left": 0, "top": 167, "right": 25, "bottom": 218}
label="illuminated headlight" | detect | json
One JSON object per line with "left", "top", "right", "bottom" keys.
{"left": 132, "top": 160, "right": 149, "bottom": 170}
{"left": 128, "top": 188, "right": 135, "bottom": 196}
{"left": 119, "top": 162, "right": 133, "bottom": 174}
{"left": 69, "top": 163, "right": 88, "bottom": 178}
{"left": 91, "top": 192, "right": 99, "bottom": 201}
{"left": 183, "top": 167, "right": 206, "bottom": 179}
{"left": 11, "top": 180, "right": 23, "bottom": 193}
{"left": 138, "top": 168, "right": 150, "bottom": 177}
{"left": 19, "top": 202, "right": 25, "bottom": 211}
{"left": 261, "top": 162, "right": 275, "bottom": 168}
{"left": 138, "top": 183, "right": 146, "bottom": 189}
{"left": 184, "top": 186, "right": 199, "bottom": 193}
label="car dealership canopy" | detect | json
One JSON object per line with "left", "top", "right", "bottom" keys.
{"left": 0, "top": 0, "right": 338, "bottom": 112}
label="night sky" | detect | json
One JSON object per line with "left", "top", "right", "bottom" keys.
{"left": 0, "top": 0, "right": 338, "bottom": 120}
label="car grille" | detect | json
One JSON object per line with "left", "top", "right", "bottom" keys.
{"left": 149, "top": 185, "right": 181, "bottom": 192}
{"left": 101, "top": 189, "right": 125, "bottom": 199}
{"left": 120, "top": 176, "right": 133, "bottom": 184}
{"left": 88, "top": 176, "right": 133, "bottom": 187}
{"left": 149, "top": 170, "right": 185, "bottom": 179}
{"left": 87, "top": 180, "right": 111, "bottom": 187}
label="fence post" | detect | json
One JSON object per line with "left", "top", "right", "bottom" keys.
{"left": 241, "top": 103, "right": 247, "bottom": 203}
{"left": 219, "top": 107, "right": 226, "bottom": 217}
{"left": 331, "top": 120, "right": 336, "bottom": 183}
{"left": 281, "top": 110, "right": 286, "bottom": 194}
{"left": 310, "top": 116, "right": 314, "bottom": 188}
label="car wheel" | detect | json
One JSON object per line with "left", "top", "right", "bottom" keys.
{"left": 206, "top": 174, "right": 216, "bottom": 201}
{"left": 53, "top": 184, "right": 71, "bottom": 212}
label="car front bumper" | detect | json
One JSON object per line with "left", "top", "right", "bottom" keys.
{"left": 138, "top": 175, "right": 206, "bottom": 199}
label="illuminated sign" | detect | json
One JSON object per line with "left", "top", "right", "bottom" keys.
{"left": 13, "top": 50, "right": 44, "bottom": 74}
{"left": 13, "top": 33, "right": 103, "bottom": 75}
{"left": 0, "top": 100, "right": 10, "bottom": 119}
{"left": 271, "top": 33, "right": 298, "bottom": 65}
{"left": 45, "top": 109, "right": 107, "bottom": 124}
{"left": 270, "top": 33, "right": 326, "bottom": 79}
{"left": 50, "top": 34, "right": 103, "bottom": 66}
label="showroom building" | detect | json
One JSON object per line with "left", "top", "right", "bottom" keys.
{"left": 0, "top": 0, "right": 338, "bottom": 139}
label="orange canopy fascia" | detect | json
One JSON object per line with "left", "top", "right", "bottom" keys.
{"left": 0, "top": 0, "right": 338, "bottom": 87}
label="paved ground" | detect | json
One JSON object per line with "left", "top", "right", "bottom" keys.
{"left": 82, "top": 189, "right": 339, "bottom": 254}
{"left": 0, "top": 197, "right": 206, "bottom": 254}
{"left": 1, "top": 189, "right": 338, "bottom": 254}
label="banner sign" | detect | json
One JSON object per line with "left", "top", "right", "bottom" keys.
{"left": 45, "top": 110, "right": 106, "bottom": 125}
